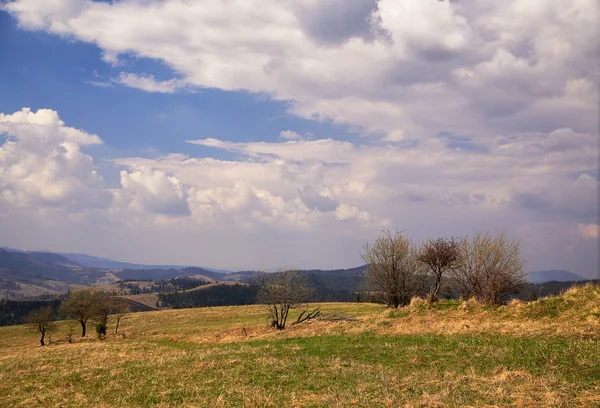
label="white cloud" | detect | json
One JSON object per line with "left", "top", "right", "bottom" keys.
{"left": 0, "top": 108, "right": 111, "bottom": 211}
{"left": 113, "top": 72, "right": 190, "bottom": 94}
{"left": 299, "top": 185, "right": 339, "bottom": 212}
{"left": 5, "top": 0, "right": 598, "bottom": 140}
{"left": 279, "top": 130, "right": 303, "bottom": 140}
{"left": 117, "top": 166, "right": 191, "bottom": 217}
{"left": 0, "top": 107, "right": 597, "bottom": 274}
{"left": 1, "top": 1, "right": 598, "bottom": 275}
{"left": 335, "top": 203, "right": 372, "bottom": 222}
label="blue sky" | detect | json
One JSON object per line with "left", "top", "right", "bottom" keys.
{"left": 0, "top": 11, "right": 358, "bottom": 161}
{"left": 0, "top": 0, "right": 598, "bottom": 278}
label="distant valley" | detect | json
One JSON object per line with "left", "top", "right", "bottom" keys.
{"left": 0, "top": 247, "right": 595, "bottom": 303}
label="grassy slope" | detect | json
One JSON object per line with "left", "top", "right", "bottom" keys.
{"left": 0, "top": 286, "right": 599, "bottom": 407}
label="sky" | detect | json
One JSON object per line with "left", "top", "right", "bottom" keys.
{"left": 0, "top": 0, "right": 598, "bottom": 278}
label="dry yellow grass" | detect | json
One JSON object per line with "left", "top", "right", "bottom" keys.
{"left": 0, "top": 286, "right": 598, "bottom": 407}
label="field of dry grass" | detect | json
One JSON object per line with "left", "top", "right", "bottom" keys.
{"left": 1, "top": 285, "right": 598, "bottom": 407}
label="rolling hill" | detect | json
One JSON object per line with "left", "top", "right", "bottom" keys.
{"left": 1, "top": 247, "right": 597, "bottom": 304}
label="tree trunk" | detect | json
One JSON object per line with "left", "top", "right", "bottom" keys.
{"left": 115, "top": 316, "right": 121, "bottom": 334}
{"left": 40, "top": 329, "right": 45, "bottom": 346}
{"left": 80, "top": 320, "right": 86, "bottom": 337}
{"left": 429, "top": 279, "right": 441, "bottom": 303}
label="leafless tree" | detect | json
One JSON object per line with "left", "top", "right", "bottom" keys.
{"left": 110, "top": 296, "right": 131, "bottom": 335}
{"left": 452, "top": 231, "right": 527, "bottom": 305}
{"left": 256, "top": 269, "right": 312, "bottom": 330}
{"left": 94, "top": 291, "right": 112, "bottom": 325}
{"left": 361, "top": 228, "right": 428, "bottom": 308}
{"left": 60, "top": 288, "right": 106, "bottom": 337}
{"left": 26, "top": 305, "right": 55, "bottom": 346}
{"left": 417, "top": 237, "right": 460, "bottom": 302}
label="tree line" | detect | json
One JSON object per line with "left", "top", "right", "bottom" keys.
{"left": 18, "top": 227, "right": 590, "bottom": 342}
{"left": 25, "top": 288, "right": 130, "bottom": 346}
{"left": 361, "top": 229, "right": 527, "bottom": 308}
{"left": 254, "top": 229, "right": 530, "bottom": 330}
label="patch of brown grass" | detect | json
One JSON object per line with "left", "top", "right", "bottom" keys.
{"left": 1, "top": 288, "right": 598, "bottom": 407}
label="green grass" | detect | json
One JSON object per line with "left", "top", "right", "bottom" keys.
{"left": 1, "top": 332, "right": 598, "bottom": 407}
{"left": 1, "top": 288, "right": 599, "bottom": 407}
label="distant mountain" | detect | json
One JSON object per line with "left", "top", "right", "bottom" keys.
{"left": 0, "top": 248, "right": 231, "bottom": 299}
{"left": 0, "top": 248, "right": 112, "bottom": 298}
{"left": 117, "top": 267, "right": 225, "bottom": 282}
{"left": 527, "top": 270, "right": 587, "bottom": 284}
{"left": 0, "top": 248, "right": 89, "bottom": 283}
{"left": 3, "top": 245, "right": 595, "bottom": 301}
{"left": 59, "top": 252, "right": 233, "bottom": 274}
{"left": 59, "top": 252, "right": 186, "bottom": 270}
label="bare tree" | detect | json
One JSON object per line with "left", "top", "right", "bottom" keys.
{"left": 95, "top": 291, "right": 112, "bottom": 325}
{"left": 256, "top": 269, "right": 312, "bottom": 330}
{"left": 417, "top": 237, "right": 460, "bottom": 302}
{"left": 452, "top": 231, "right": 527, "bottom": 305}
{"left": 60, "top": 288, "right": 105, "bottom": 337}
{"left": 361, "top": 228, "right": 427, "bottom": 308}
{"left": 110, "top": 296, "right": 131, "bottom": 335}
{"left": 26, "top": 305, "right": 55, "bottom": 346}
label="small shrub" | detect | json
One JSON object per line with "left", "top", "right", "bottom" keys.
{"left": 95, "top": 322, "right": 107, "bottom": 338}
{"left": 65, "top": 322, "right": 76, "bottom": 344}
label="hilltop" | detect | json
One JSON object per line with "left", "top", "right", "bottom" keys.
{"left": 0, "top": 285, "right": 599, "bottom": 407}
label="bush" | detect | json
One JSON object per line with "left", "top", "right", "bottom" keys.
{"left": 95, "top": 322, "right": 107, "bottom": 337}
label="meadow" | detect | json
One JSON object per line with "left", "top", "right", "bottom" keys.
{"left": 0, "top": 285, "right": 599, "bottom": 407}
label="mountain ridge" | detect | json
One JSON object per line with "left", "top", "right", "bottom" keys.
{"left": 0, "top": 247, "right": 596, "bottom": 300}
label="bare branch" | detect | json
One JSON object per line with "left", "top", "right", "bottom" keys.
{"left": 256, "top": 269, "right": 313, "bottom": 329}
{"left": 417, "top": 237, "right": 460, "bottom": 302}
{"left": 452, "top": 231, "right": 527, "bottom": 305}
{"left": 293, "top": 307, "right": 321, "bottom": 324}
{"left": 361, "top": 228, "right": 427, "bottom": 308}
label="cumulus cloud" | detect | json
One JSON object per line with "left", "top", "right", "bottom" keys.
{"left": 5, "top": 0, "right": 598, "bottom": 140}
{"left": 118, "top": 166, "right": 191, "bottom": 217}
{"left": 299, "top": 185, "right": 339, "bottom": 212}
{"left": 0, "top": 106, "right": 597, "bottom": 274}
{"left": 1, "top": 1, "right": 598, "bottom": 275}
{"left": 292, "top": 0, "right": 379, "bottom": 45}
{"left": 0, "top": 108, "right": 111, "bottom": 211}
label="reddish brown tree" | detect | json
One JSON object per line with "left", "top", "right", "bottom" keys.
{"left": 417, "top": 237, "right": 460, "bottom": 302}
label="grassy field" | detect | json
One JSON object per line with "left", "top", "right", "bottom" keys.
{"left": 1, "top": 286, "right": 599, "bottom": 407}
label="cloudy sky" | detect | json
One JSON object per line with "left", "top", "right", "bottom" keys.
{"left": 0, "top": 0, "right": 598, "bottom": 277}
